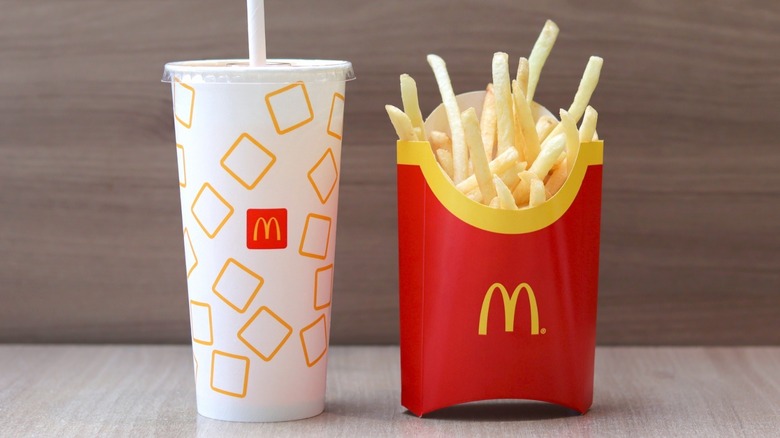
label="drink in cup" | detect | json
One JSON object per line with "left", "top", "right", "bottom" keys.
{"left": 163, "top": 59, "right": 354, "bottom": 422}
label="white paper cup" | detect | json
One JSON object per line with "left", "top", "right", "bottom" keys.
{"left": 163, "top": 59, "right": 354, "bottom": 422}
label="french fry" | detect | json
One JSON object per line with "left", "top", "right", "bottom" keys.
{"left": 455, "top": 148, "right": 519, "bottom": 194}
{"left": 386, "top": 105, "right": 417, "bottom": 141}
{"left": 511, "top": 83, "right": 527, "bottom": 164}
{"left": 493, "top": 175, "right": 518, "bottom": 210}
{"left": 512, "top": 171, "right": 535, "bottom": 207}
{"left": 536, "top": 115, "right": 558, "bottom": 143}
{"left": 400, "top": 74, "right": 426, "bottom": 141}
{"left": 516, "top": 57, "right": 529, "bottom": 97}
{"left": 480, "top": 83, "right": 497, "bottom": 161}
{"left": 435, "top": 148, "right": 455, "bottom": 179}
{"left": 579, "top": 106, "right": 598, "bottom": 143}
{"left": 545, "top": 160, "right": 568, "bottom": 198}
{"left": 545, "top": 55, "right": 603, "bottom": 142}
{"left": 560, "top": 109, "right": 579, "bottom": 174}
{"left": 429, "top": 130, "right": 452, "bottom": 152}
{"left": 513, "top": 114, "right": 527, "bottom": 164}
{"left": 500, "top": 163, "right": 524, "bottom": 191}
{"left": 462, "top": 107, "right": 497, "bottom": 204}
{"left": 427, "top": 55, "right": 468, "bottom": 183}
{"left": 512, "top": 80, "right": 541, "bottom": 166}
{"left": 465, "top": 188, "right": 482, "bottom": 203}
{"left": 528, "top": 177, "right": 546, "bottom": 207}
{"left": 568, "top": 56, "right": 603, "bottom": 122}
{"left": 488, "top": 196, "right": 500, "bottom": 208}
{"left": 592, "top": 130, "right": 599, "bottom": 141}
{"left": 511, "top": 66, "right": 528, "bottom": 155}
{"left": 530, "top": 133, "right": 566, "bottom": 179}
{"left": 492, "top": 52, "right": 516, "bottom": 156}
{"left": 527, "top": 20, "right": 559, "bottom": 103}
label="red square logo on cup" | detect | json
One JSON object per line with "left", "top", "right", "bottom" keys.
{"left": 246, "top": 209, "right": 287, "bottom": 249}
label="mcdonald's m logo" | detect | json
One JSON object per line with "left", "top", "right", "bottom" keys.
{"left": 246, "top": 208, "right": 287, "bottom": 250}
{"left": 478, "top": 282, "right": 542, "bottom": 336}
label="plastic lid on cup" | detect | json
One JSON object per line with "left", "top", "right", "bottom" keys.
{"left": 162, "top": 59, "right": 355, "bottom": 84}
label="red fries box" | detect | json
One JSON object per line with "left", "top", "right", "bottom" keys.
{"left": 397, "top": 92, "right": 604, "bottom": 416}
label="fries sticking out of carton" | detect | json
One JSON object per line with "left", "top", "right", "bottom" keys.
{"left": 387, "top": 20, "right": 603, "bottom": 208}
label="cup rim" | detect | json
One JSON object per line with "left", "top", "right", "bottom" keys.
{"left": 163, "top": 59, "right": 355, "bottom": 84}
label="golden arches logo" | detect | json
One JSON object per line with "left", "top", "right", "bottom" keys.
{"left": 253, "top": 217, "right": 281, "bottom": 242}
{"left": 246, "top": 208, "right": 286, "bottom": 250}
{"left": 478, "top": 283, "right": 540, "bottom": 335}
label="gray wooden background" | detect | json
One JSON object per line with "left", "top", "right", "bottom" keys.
{"left": 1, "top": 0, "right": 778, "bottom": 344}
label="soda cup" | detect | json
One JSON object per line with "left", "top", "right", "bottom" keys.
{"left": 163, "top": 59, "right": 354, "bottom": 422}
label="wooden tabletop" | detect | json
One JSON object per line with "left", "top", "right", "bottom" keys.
{"left": 1, "top": 346, "right": 778, "bottom": 437}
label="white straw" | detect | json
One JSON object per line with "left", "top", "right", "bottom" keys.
{"left": 247, "top": 0, "right": 266, "bottom": 66}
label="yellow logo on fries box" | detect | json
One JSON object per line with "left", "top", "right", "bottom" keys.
{"left": 478, "top": 283, "right": 541, "bottom": 336}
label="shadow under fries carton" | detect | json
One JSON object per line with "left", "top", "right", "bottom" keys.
{"left": 397, "top": 91, "right": 604, "bottom": 416}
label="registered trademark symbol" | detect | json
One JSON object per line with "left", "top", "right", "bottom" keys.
{"left": 540, "top": 328, "right": 547, "bottom": 334}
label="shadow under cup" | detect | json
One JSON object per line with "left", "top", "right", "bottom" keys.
{"left": 163, "top": 59, "right": 354, "bottom": 422}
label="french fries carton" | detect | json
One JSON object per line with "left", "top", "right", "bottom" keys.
{"left": 397, "top": 92, "right": 604, "bottom": 416}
